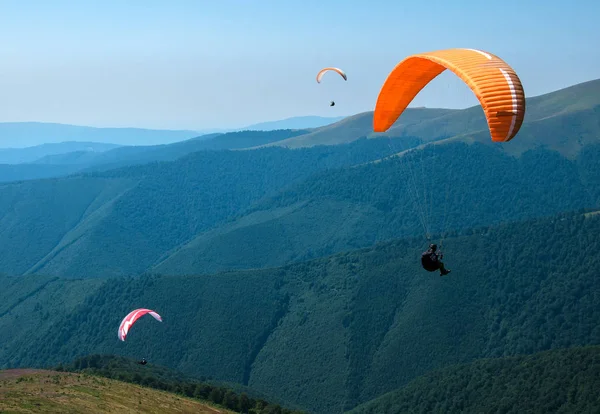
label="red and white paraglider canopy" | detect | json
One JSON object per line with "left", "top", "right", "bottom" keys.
{"left": 118, "top": 308, "right": 162, "bottom": 341}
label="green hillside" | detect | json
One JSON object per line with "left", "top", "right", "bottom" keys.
{"left": 155, "top": 140, "right": 600, "bottom": 276}
{"left": 523, "top": 78, "right": 600, "bottom": 120}
{"left": 0, "top": 138, "right": 399, "bottom": 277}
{"left": 2, "top": 211, "right": 600, "bottom": 413}
{"left": 492, "top": 103, "right": 600, "bottom": 158}
{"left": 0, "top": 176, "right": 138, "bottom": 275}
{"left": 1, "top": 137, "right": 598, "bottom": 280}
{"left": 349, "top": 346, "right": 600, "bottom": 414}
{"left": 254, "top": 108, "right": 458, "bottom": 149}
{"left": 396, "top": 78, "right": 600, "bottom": 153}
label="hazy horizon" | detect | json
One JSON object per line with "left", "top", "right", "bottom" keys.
{"left": 0, "top": 114, "right": 349, "bottom": 132}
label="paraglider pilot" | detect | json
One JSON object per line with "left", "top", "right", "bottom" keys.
{"left": 138, "top": 358, "right": 147, "bottom": 365}
{"left": 330, "top": 101, "right": 335, "bottom": 107}
{"left": 421, "top": 244, "right": 451, "bottom": 276}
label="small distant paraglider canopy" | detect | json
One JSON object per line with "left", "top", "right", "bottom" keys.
{"left": 118, "top": 308, "right": 162, "bottom": 341}
{"left": 373, "top": 48, "right": 526, "bottom": 142}
{"left": 317, "top": 68, "right": 346, "bottom": 107}
{"left": 316, "top": 67, "right": 347, "bottom": 83}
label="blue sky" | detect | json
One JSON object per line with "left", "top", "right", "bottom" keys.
{"left": 0, "top": 0, "right": 598, "bottom": 130}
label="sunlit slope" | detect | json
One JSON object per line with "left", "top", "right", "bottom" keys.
{"left": 348, "top": 346, "right": 600, "bottom": 414}
{"left": 256, "top": 78, "right": 600, "bottom": 151}
{"left": 3, "top": 212, "right": 600, "bottom": 413}
{"left": 483, "top": 102, "right": 600, "bottom": 158}
{"left": 0, "top": 370, "right": 232, "bottom": 414}
{"left": 251, "top": 108, "right": 458, "bottom": 149}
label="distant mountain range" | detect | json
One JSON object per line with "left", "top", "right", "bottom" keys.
{"left": 0, "top": 122, "right": 201, "bottom": 148}
{"left": 237, "top": 115, "right": 346, "bottom": 131}
{"left": 0, "top": 116, "right": 346, "bottom": 150}
{"left": 0, "top": 141, "right": 121, "bottom": 164}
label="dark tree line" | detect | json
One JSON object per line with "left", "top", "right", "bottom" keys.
{"left": 57, "top": 354, "right": 307, "bottom": 414}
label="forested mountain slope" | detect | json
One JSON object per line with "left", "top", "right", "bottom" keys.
{"left": 0, "top": 139, "right": 399, "bottom": 277}
{"left": 0, "top": 80, "right": 597, "bottom": 278}
{"left": 349, "top": 346, "right": 600, "bottom": 414}
{"left": 2, "top": 211, "right": 599, "bottom": 413}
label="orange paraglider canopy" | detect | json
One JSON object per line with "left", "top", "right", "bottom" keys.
{"left": 373, "top": 48, "right": 525, "bottom": 142}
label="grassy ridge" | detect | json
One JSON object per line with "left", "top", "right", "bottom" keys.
{"left": 0, "top": 370, "right": 234, "bottom": 413}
